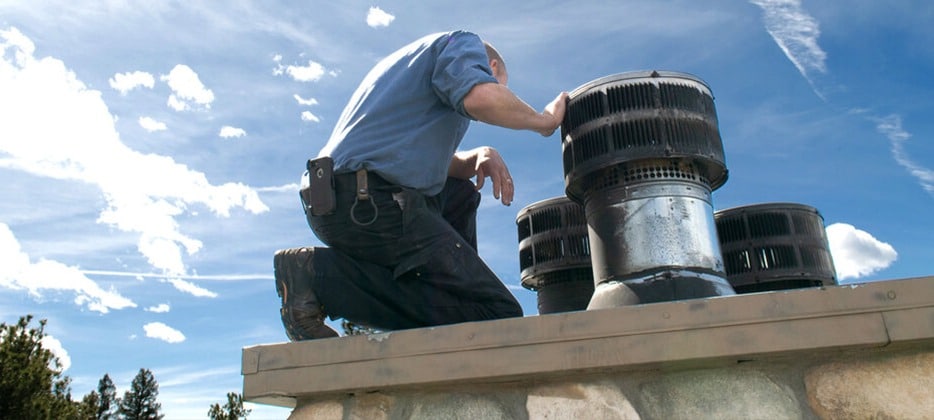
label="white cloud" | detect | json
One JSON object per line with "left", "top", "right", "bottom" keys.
{"left": 285, "top": 60, "right": 325, "bottom": 82}
{"left": 143, "top": 322, "right": 186, "bottom": 343}
{"left": 0, "top": 28, "right": 268, "bottom": 280}
{"left": 301, "top": 111, "right": 320, "bottom": 123}
{"left": 366, "top": 6, "right": 395, "bottom": 28}
{"left": 874, "top": 114, "right": 934, "bottom": 194}
{"left": 109, "top": 71, "right": 155, "bottom": 95}
{"left": 40, "top": 334, "right": 71, "bottom": 371}
{"left": 218, "top": 125, "right": 246, "bottom": 138}
{"left": 826, "top": 223, "right": 897, "bottom": 280}
{"left": 167, "top": 278, "right": 217, "bottom": 298}
{"left": 146, "top": 303, "right": 171, "bottom": 313}
{"left": 0, "top": 223, "right": 136, "bottom": 313}
{"left": 293, "top": 94, "right": 318, "bottom": 106}
{"left": 750, "top": 0, "right": 827, "bottom": 93}
{"left": 166, "top": 95, "right": 189, "bottom": 112}
{"left": 139, "top": 116, "right": 167, "bottom": 132}
{"left": 274, "top": 55, "right": 334, "bottom": 82}
{"left": 160, "top": 64, "right": 214, "bottom": 111}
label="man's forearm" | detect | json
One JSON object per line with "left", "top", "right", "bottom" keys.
{"left": 463, "top": 83, "right": 559, "bottom": 135}
{"left": 448, "top": 149, "right": 478, "bottom": 179}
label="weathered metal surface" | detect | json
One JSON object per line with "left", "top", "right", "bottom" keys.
{"left": 715, "top": 202, "right": 838, "bottom": 293}
{"left": 516, "top": 196, "right": 595, "bottom": 313}
{"left": 562, "top": 70, "right": 728, "bottom": 203}
{"left": 560, "top": 71, "right": 733, "bottom": 306}
{"left": 516, "top": 196, "right": 591, "bottom": 289}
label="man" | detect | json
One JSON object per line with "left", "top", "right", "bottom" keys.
{"left": 275, "top": 30, "right": 567, "bottom": 340}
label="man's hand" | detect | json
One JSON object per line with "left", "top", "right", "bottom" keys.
{"left": 463, "top": 84, "right": 569, "bottom": 138}
{"left": 537, "top": 91, "right": 569, "bottom": 137}
{"left": 472, "top": 147, "right": 514, "bottom": 206}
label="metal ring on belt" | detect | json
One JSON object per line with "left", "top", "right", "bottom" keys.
{"left": 350, "top": 169, "right": 378, "bottom": 226}
{"left": 350, "top": 197, "right": 378, "bottom": 226}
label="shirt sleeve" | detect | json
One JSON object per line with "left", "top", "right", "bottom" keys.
{"left": 431, "top": 31, "right": 499, "bottom": 119}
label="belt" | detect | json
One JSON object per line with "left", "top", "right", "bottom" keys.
{"left": 333, "top": 169, "right": 401, "bottom": 227}
{"left": 333, "top": 170, "right": 398, "bottom": 193}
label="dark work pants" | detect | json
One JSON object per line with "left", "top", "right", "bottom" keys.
{"left": 306, "top": 175, "right": 523, "bottom": 331}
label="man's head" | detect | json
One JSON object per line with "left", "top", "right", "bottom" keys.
{"left": 484, "top": 42, "right": 508, "bottom": 86}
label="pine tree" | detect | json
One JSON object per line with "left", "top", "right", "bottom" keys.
{"left": 96, "top": 373, "right": 117, "bottom": 419}
{"left": 0, "top": 315, "right": 78, "bottom": 419}
{"left": 79, "top": 391, "right": 101, "bottom": 419}
{"left": 117, "top": 368, "right": 163, "bottom": 420}
{"left": 207, "top": 392, "right": 251, "bottom": 420}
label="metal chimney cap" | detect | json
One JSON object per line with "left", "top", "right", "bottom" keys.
{"left": 568, "top": 70, "right": 712, "bottom": 100}
{"left": 715, "top": 202, "right": 822, "bottom": 218}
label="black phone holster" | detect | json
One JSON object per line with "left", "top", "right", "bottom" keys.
{"left": 301, "top": 157, "right": 336, "bottom": 216}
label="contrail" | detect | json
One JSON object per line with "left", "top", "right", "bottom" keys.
{"left": 255, "top": 182, "right": 299, "bottom": 193}
{"left": 751, "top": 1, "right": 933, "bottom": 196}
{"left": 750, "top": 0, "right": 827, "bottom": 99}
{"left": 80, "top": 270, "right": 273, "bottom": 281}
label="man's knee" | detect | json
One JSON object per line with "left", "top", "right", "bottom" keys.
{"left": 488, "top": 298, "right": 523, "bottom": 320}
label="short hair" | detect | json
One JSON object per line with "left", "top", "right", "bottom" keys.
{"left": 483, "top": 41, "right": 506, "bottom": 75}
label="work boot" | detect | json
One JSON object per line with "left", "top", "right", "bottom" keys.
{"left": 274, "top": 247, "right": 339, "bottom": 341}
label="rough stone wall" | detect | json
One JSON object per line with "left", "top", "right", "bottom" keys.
{"left": 288, "top": 348, "right": 933, "bottom": 420}
{"left": 806, "top": 351, "right": 934, "bottom": 419}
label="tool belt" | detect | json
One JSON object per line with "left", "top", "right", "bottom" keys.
{"left": 335, "top": 170, "right": 400, "bottom": 226}
{"left": 302, "top": 157, "right": 401, "bottom": 226}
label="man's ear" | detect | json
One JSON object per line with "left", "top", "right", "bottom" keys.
{"left": 489, "top": 59, "right": 507, "bottom": 84}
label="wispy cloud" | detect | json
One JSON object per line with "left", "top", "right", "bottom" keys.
{"left": 873, "top": 114, "right": 934, "bottom": 194}
{"left": 155, "top": 365, "right": 238, "bottom": 388}
{"left": 143, "top": 322, "right": 186, "bottom": 343}
{"left": 826, "top": 223, "right": 897, "bottom": 280}
{"left": 749, "top": 0, "right": 827, "bottom": 75}
{"left": 749, "top": 2, "right": 926, "bottom": 279}
{"left": 153, "top": 365, "right": 256, "bottom": 419}
{"left": 161, "top": 64, "right": 214, "bottom": 111}
{"left": 293, "top": 94, "right": 318, "bottom": 106}
{"left": 0, "top": 27, "right": 268, "bottom": 281}
{"left": 301, "top": 110, "right": 320, "bottom": 123}
{"left": 752, "top": 2, "right": 933, "bottom": 197}
{"left": 295, "top": 93, "right": 321, "bottom": 123}
{"left": 166, "top": 278, "right": 217, "bottom": 298}
{"left": 110, "top": 71, "right": 155, "bottom": 95}
{"left": 750, "top": 0, "right": 827, "bottom": 97}
{"left": 366, "top": 6, "right": 395, "bottom": 28}
{"left": 0, "top": 223, "right": 136, "bottom": 313}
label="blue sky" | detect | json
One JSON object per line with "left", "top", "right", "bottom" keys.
{"left": 1, "top": 0, "right": 931, "bottom": 418}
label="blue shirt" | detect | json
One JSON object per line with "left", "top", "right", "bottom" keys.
{"left": 318, "top": 31, "right": 499, "bottom": 196}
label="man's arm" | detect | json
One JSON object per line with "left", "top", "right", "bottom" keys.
{"left": 462, "top": 84, "right": 568, "bottom": 137}
{"left": 449, "top": 146, "right": 514, "bottom": 206}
